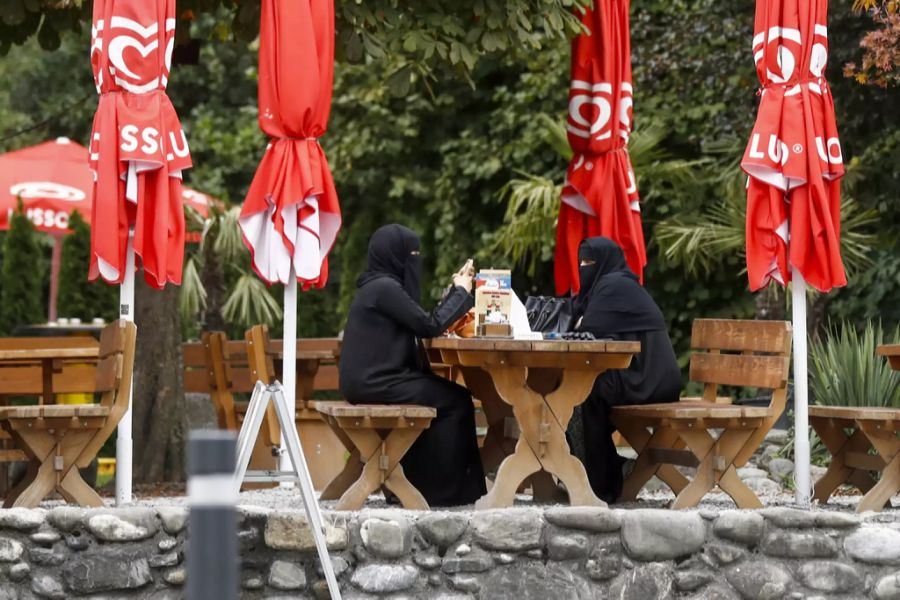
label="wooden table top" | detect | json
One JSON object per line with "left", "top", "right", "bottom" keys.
{"left": 877, "top": 344, "right": 900, "bottom": 357}
{"left": 426, "top": 336, "right": 640, "bottom": 354}
{"left": 0, "top": 347, "right": 99, "bottom": 362}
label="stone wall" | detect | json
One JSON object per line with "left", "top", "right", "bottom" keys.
{"left": 2, "top": 504, "right": 900, "bottom": 599}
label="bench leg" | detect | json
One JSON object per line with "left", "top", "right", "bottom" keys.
{"left": 335, "top": 428, "right": 428, "bottom": 511}
{"left": 673, "top": 427, "right": 760, "bottom": 509}
{"left": 811, "top": 420, "right": 876, "bottom": 504}
{"left": 616, "top": 421, "right": 689, "bottom": 501}
{"left": 318, "top": 419, "right": 363, "bottom": 501}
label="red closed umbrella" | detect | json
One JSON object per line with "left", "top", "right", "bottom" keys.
{"left": 89, "top": 0, "right": 192, "bottom": 289}
{"left": 238, "top": 0, "right": 341, "bottom": 287}
{"left": 88, "top": 0, "right": 192, "bottom": 505}
{"left": 555, "top": 0, "right": 645, "bottom": 295}
{"left": 741, "top": 0, "right": 845, "bottom": 505}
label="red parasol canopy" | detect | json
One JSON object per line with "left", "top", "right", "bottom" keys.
{"left": 742, "top": 0, "right": 846, "bottom": 292}
{"left": 555, "top": 0, "right": 645, "bottom": 295}
{"left": 239, "top": 0, "right": 341, "bottom": 287}
{"left": 88, "top": 0, "right": 192, "bottom": 288}
{"left": 0, "top": 138, "right": 211, "bottom": 235}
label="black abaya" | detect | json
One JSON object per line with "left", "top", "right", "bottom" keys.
{"left": 339, "top": 225, "right": 486, "bottom": 506}
{"left": 574, "top": 237, "right": 681, "bottom": 502}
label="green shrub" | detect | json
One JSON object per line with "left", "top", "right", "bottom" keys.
{"left": 57, "top": 210, "right": 117, "bottom": 322}
{"left": 809, "top": 320, "right": 900, "bottom": 408}
{"left": 0, "top": 201, "right": 45, "bottom": 334}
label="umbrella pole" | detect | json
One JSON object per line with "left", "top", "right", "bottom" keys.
{"left": 280, "top": 269, "right": 297, "bottom": 487}
{"left": 791, "top": 267, "right": 811, "bottom": 506}
{"left": 48, "top": 234, "right": 63, "bottom": 322}
{"left": 116, "top": 231, "right": 136, "bottom": 505}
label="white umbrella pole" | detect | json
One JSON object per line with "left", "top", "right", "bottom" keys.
{"left": 116, "top": 231, "right": 136, "bottom": 505}
{"left": 280, "top": 268, "right": 298, "bottom": 487}
{"left": 791, "top": 267, "right": 811, "bottom": 506}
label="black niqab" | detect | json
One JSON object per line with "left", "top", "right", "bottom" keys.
{"left": 575, "top": 237, "right": 667, "bottom": 336}
{"left": 357, "top": 224, "right": 423, "bottom": 303}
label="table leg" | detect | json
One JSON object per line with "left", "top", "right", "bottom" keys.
{"left": 477, "top": 366, "right": 603, "bottom": 509}
{"left": 810, "top": 418, "right": 877, "bottom": 503}
{"left": 41, "top": 358, "right": 53, "bottom": 405}
{"left": 856, "top": 422, "right": 900, "bottom": 513}
{"left": 459, "top": 367, "right": 515, "bottom": 475}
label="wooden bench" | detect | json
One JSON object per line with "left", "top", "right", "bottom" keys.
{"left": 0, "top": 321, "right": 136, "bottom": 507}
{"left": 316, "top": 402, "right": 436, "bottom": 510}
{"left": 809, "top": 344, "right": 900, "bottom": 512}
{"left": 611, "top": 319, "right": 792, "bottom": 508}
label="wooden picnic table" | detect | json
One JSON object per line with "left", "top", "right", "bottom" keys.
{"left": 0, "top": 339, "right": 100, "bottom": 405}
{"left": 809, "top": 344, "right": 900, "bottom": 512}
{"left": 425, "top": 336, "right": 638, "bottom": 509}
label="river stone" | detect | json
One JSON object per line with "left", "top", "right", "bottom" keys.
{"left": 585, "top": 543, "right": 621, "bottom": 581}
{"left": 685, "top": 583, "right": 741, "bottom": 600}
{"left": 767, "top": 458, "right": 794, "bottom": 481}
{"left": 481, "top": 562, "right": 593, "bottom": 600}
{"left": 547, "top": 533, "right": 589, "bottom": 561}
{"left": 726, "top": 560, "right": 792, "bottom": 600}
{"left": 316, "top": 556, "right": 351, "bottom": 578}
{"left": 29, "top": 530, "right": 60, "bottom": 545}
{"left": 449, "top": 575, "right": 481, "bottom": 593}
{"left": 65, "top": 532, "right": 90, "bottom": 551}
{"left": 360, "top": 518, "right": 409, "bottom": 559}
{"left": 156, "top": 567, "right": 181, "bottom": 587}
{"left": 761, "top": 530, "right": 837, "bottom": 558}
{"left": 713, "top": 511, "right": 765, "bottom": 545}
{"left": 416, "top": 512, "right": 468, "bottom": 549}
{"left": 705, "top": 542, "right": 746, "bottom": 565}
{"left": 471, "top": 508, "right": 543, "bottom": 551}
{"left": 86, "top": 514, "right": 152, "bottom": 542}
{"left": 675, "top": 568, "right": 713, "bottom": 593}
{"left": 874, "top": 572, "right": 900, "bottom": 600}
{"left": 414, "top": 552, "right": 441, "bottom": 570}
{"left": 844, "top": 527, "right": 900, "bottom": 565}
{"left": 265, "top": 511, "right": 348, "bottom": 551}
{"left": 8, "top": 562, "right": 29, "bottom": 582}
{"left": 31, "top": 574, "right": 65, "bottom": 599}
{"left": 0, "top": 538, "right": 24, "bottom": 562}
{"left": 156, "top": 507, "right": 188, "bottom": 535}
{"left": 609, "top": 563, "right": 673, "bottom": 600}
{"left": 29, "top": 547, "right": 65, "bottom": 566}
{"left": 268, "top": 560, "right": 307, "bottom": 591}
{"left": 350, "top": 564, "right": 418, "bottom": 594}
{"left": 242, "top": 576, "right": 264, "bottom": 590}
{"left": 158, "top": 537, "right": 177, "bottom": 551}
{"left": 0, "top": 508, "right": 44, "bottom": 530}
{"left": 813, "top": 512, "right": 860, "bottom": 528}
{"left": 736, "top": 467, "right": 769, "bottom": 479}
{"left": 759, "top": 507, "right": 818, "bottom": 528}
{"left": 149, "top": 552, "right": 180, "bottom": 568}
{"left": 621, "top": 510, "right": 706, "bottom": 561}
{"left": 744, "top": 477, "right": 781, "bottom": 496}
{"left": 544, "top": 507, "right": 622, "bottom": 532}
{"left": 797, "top": 561, "right": 861, "bottom": 593}
{"left": 63, "top": 555, "right": 152, "bottom": 594}
{"left": 47, "top": 507, "right": 85, "bottom": 532}
{"left": 442, "top": 548, "right": 494, "bottom": 574}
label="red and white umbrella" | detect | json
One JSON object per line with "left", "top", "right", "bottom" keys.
{"left": 88, "top": 0, "right": 192, "bottom": 504}
{"left": 741, "top": 0, "right": 845, "bottom": 504}
{"left": 555, "top": 0, "right": 645, "bottom": 295}
{"left": 239, "top": 1, "right": 341, "bottom": 592}
{"left": 0, "top": 137, "right": 213, "bottom": 322}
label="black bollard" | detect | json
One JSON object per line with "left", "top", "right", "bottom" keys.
{"left": 187, "top": 430, "right": 238, "bottom": 600}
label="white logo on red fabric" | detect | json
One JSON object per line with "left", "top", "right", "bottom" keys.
{"left": 567, "top": 81, "right": 634, "bottom": 142}
{"left": 9, "top": 182, "right": 86, "bottom": 202}
{"left": 815, "top": 137, "right": 843, "bottom": 165}
{"left": 94, "top": 16, "right": 175, "bottom": 94}
{"left": 752, "top": 24, "right": 829, "bottom": 95}
{"left": 748, "top": 134, "right": 790, "bottom": 166}
{"left": 118, "top": 125, "right": 190, "bottom": 162}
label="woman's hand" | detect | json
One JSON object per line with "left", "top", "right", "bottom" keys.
{"left": 452, "top": 260, "right": 474, "bottom": 293}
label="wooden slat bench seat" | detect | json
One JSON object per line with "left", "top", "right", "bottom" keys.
{"left": 317, "top": 402, "right": 436, "bottom": 510}
{"left": 611, "top": 318, "right": 792, "bottom": 509}
{"left": 809, "top": 345, "right": 900, "bottom": 512}
{"left": 0, "top": 321, "right": 136, "bottom": 507}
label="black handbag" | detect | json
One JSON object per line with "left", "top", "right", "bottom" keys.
{"left": 524, "top": 296, "right": 575, "bottom": 334}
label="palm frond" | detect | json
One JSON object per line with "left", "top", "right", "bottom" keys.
{"left": 487, "top": 174, "right": 560, "bottom": 276}
{"left": 211, "top": 206, "right": 246, "bottom": 263}
{"left": 221, "top": 273, "right": 283, "bottom": 328}
{"left": 180, "top": 255, "right": 207, "bottom": 321}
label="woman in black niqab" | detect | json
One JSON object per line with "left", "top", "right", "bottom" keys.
{"left": 574, "top": 237, "right": 681, "bottom": 502}
{"left": 339, "top": 224, "right": 487, "bottom": 506}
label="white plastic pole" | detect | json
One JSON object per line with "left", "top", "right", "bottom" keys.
{"left": 280, "top": 268, "right": 297, "bottom": 487}
{"left": 116, "top": 232, "right": 136, "bottom": 506}
{"left": 791, "top": 267, "right": 811, "bottom": 507}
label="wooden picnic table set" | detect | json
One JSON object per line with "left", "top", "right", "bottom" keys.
{"left": 1, "top": 319, "right": 899, "bottom": 513}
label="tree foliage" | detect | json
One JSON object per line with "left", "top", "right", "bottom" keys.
{"left": 0, "top": 201, "right": 45, "bottom": 334}
{"left": 57, "top": 210, "right": 117, "bottom": 322}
